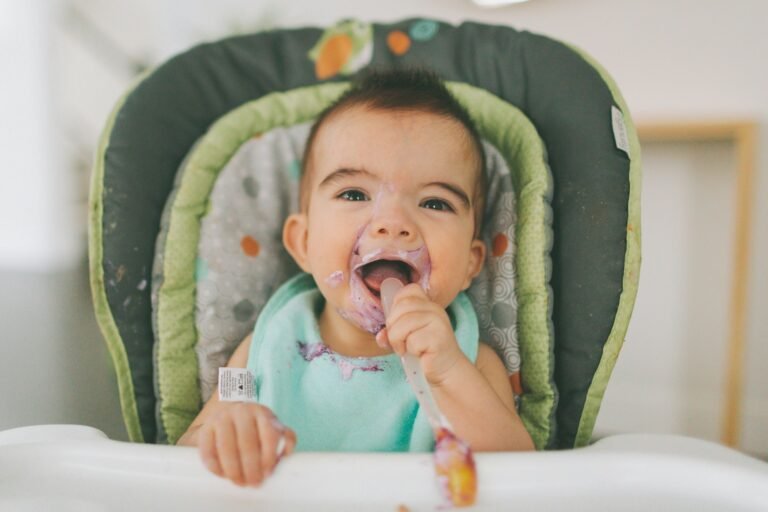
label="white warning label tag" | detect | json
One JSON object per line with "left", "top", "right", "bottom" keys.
{"left": 218, "top": 367, "right": 257, "bottom": 402}
{"left": 611, "top": 105, "right": 630, "bottom": 156}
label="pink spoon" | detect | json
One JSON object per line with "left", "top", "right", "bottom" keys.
{"left": 380, "top": 278, "right": 477, "bottom": 507}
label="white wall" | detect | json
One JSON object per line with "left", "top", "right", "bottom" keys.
{"left": 598, "top": 141, "right": 742, "bottom": 437}
{"left": 0, "top": 1, "right": 80, "bottom": 271}
{"left": 2, "top": 0, "right": 766, "bottom": 454}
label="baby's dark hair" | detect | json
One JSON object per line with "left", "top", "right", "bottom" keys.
{"left": 300, "top": 67, "right": 487, "bottom": 237}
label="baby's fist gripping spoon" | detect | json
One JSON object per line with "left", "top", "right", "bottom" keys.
{"left": 380, "top": 278, "right": 477, "bottom": 507}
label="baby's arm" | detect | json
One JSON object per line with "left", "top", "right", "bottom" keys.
{"left": 177, "top": 334, "right": 297, "bottom": 486}
{"left": 431, "top": 343, "right": 534, "bottom": 452}
{"left": 382, "top": 284, "right": 534, "bottom": 452}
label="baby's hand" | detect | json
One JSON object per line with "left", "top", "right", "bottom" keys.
{"left": 198, "top": 402, "right": 296, "bottom": 487}
{"left": 377, "top": 283, "right": 465, "bottom": 385}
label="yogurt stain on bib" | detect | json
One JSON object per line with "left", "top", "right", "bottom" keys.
{"left": 297, "top": 341, "right": 387, "bottom": 380}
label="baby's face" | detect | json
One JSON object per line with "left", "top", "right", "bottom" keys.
{"left": 291, "top": 106, "right": 485, "bottom": 334}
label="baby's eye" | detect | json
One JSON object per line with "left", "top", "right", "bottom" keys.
{"left": 338, "top": 189, "right": 369, "bottom": 202}
{"left": 420, "top": 198, "right": 455, "bottom": 212}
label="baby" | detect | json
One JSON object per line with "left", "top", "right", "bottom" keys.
{"left": 177, "top": 68, "right": 534, "bottom": 486}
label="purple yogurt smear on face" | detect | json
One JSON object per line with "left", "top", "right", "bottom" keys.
{"left": 297, "top": 341, "right": 387, "bottom": 380}
{"left": 325, "top": 270, "right": 344, "bottom": 288}
{"left": 341, "top": 238, "right": 432, "bottom": 334}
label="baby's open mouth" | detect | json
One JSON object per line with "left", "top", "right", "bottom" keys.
{"left": 357, "top": 259, "right": 420, "bottom": 297}
{"left": 343, "top": 245, "right": 430, "bottom": 334}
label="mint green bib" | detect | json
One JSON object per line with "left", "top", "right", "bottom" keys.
{"left": 246, "top": 273, "right": 479, "bottom": 452}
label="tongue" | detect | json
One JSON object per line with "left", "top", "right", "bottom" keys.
{"left": 362, "top": 261, "right": 410, "bottom": 293}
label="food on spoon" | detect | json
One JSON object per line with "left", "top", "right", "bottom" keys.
{"left": 434, "top": 427, "right": 477, "bottom": 507}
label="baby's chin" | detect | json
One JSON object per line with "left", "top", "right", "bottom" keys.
{"left": 341, "top": 265, "right": 386, "bottom": 333}
{"left": 336, "top": 305, "right": 386, "bottom": 335}
{"left": 317, "top": 270, "right": 385, "bottom": 334}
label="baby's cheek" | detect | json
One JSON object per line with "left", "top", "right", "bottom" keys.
{"left": 307, "top": 232, "right": 353, "bottom": 282}
{"left": 432, "top": 268, "right": 469, "bottom": 306}
{"left": 425, "top": 277, "right": 451, "bottom": 307}
{"left": 307, "top": 229, "right": 342, "bottom": 261}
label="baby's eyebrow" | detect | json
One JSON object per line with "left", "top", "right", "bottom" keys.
{"left": 318, "top": 167, "right": 374, "bottom": 188}
{"left": 424, "top": 181, "right": 471, "bottom": 210}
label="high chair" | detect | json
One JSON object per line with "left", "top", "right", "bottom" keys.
{"left": 88, "top": 17, "right": 641, "bottom": 450}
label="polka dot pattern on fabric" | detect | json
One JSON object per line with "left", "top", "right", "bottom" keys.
{"left": 492, "top": 233, "right": 508, "bottom": 257}
{"left": 409, "top": 20, "right": 439, "bottom": 41}
{"left": 387, "top": 30, "right": 411, "bottom": 55}
{"left": 233, "top": 299, "right": 256, "bottom": 322}
{"left": 194, "top": 123, "right": 309, "bottom": 402}
{"left": 287, "top": 159, "right": 302, "bottom": 180}
{"left": 242, "top": 176, "right": 258, "bottom": 198}
{"left": 492, "top": 302, "right": 515, "bottom": 329}
{"left": 509, "top": 372, "right": 523, "bottom": 396}
{"left": 241, "top": 236, "right": 260, "bottom": 257}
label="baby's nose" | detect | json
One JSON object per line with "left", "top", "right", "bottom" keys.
{"left": 369, "top": 214, "right": 418, "bottom": 242}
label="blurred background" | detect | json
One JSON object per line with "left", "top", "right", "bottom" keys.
{"left": 0, "top": 0, "right": 765, "bottom": 458}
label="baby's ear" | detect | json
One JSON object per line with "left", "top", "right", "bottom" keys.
{"left": 462, "top": 239, "right": 486, "bottom": 290}
{"left": 283, "top": 213, "right": 311, "bottom": 273}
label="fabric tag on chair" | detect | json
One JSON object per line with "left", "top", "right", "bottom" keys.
{"left": 611, "top": 105, "right": 630, "bottom": 156}
{"left": 218, "top": 367, "right": 257, "bottom": 402}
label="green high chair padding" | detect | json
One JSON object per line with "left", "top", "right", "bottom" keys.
{"left": 89, "top": 18, "right": 641, "bottom": 449}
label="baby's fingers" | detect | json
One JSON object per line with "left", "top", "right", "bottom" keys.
{"left": 386, "top": 310, "right": 433, "bottom": 356}
{"left": 282, "top": 427, "right": 298, "bottom": 457}
{"left": 375, "top": 328, "right": 390, "bottom": 348}
{"left": 256, "top": 414, "right": 288, "bottom": 478}
{"left": 214, "top": 419, "right": 245, "bottom": 486}
{"left": 199, "top": 424, "right": 223, "bottom": 477}
{"left": 235, "top": 410, "right": 264, "bottom": 486}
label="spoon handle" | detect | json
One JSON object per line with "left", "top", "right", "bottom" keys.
{"left": 380, "top": 278, "right": 450, "bottom": 432}
{"left": 400, "top": 353, "right": 451, "bottom": 431}
{"left": 381, "top": 278, "right": 478, "bottom": 507}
